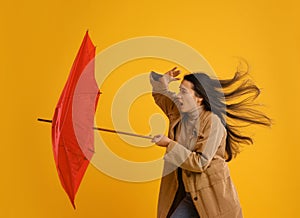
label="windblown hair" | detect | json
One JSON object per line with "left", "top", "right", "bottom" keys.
{"left": 184, "top": 65, "right": 272, "bottom": 162}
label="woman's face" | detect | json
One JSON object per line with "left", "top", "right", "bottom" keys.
{"left": 176, "top": 80, "right": 203, "bottom": 113}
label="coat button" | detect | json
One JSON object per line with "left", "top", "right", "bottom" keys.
{"left": 185, "top": 171, "right": 191, "bottom": 177}
{"left": 193, "top": 196, "right": 198, "bottom": 201}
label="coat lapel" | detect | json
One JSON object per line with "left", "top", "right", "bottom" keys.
{"left": 168, "top": 116, "right": 181, "bottom": 140}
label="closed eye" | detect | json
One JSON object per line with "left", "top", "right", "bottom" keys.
{"left": 179, "top": 87, "right": 188, "bottom": 94}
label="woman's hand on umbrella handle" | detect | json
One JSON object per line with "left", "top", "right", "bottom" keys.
{"left": 151, "top": 134, "right": 171, "bottom": 147}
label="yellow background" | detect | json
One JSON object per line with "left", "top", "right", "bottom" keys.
{"left": 1, "top": 0, "right": 299, "bottom": 217}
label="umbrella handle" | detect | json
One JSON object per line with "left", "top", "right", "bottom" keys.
{"left": 37, "top": 118, "right": 153, "bottom": 139}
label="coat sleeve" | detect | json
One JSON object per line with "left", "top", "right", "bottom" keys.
{"left": 163, "top": 114, "right": 226, "bottom": 172}
{"left": 150, "top": 71, "right": 179, "bottom": 118}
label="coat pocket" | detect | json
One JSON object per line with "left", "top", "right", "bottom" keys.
{"left": 197, "top": 176, "right": 240, "bottom": 217}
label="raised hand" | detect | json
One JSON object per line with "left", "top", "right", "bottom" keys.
{"left": 159, "top": 67, "right": 181, "bottom": 86}
{"left": 165, "top": 67, "right": 181, "bottom": 81}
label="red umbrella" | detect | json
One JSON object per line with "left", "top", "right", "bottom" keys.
{"left": 51, "top": 31, "right": 99, "bottom": 208}
{"left": 38, "top": 32, "right": 152, "bottom": 208}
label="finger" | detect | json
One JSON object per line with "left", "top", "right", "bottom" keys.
{"left": 170, "top": 71, "right": 181, "bottom": 80}
{"left": 151, "top": 135, "right": 159, "bottom": 143}
{"left": 172, "top": 70, "right": 181, "bottom": 77}
{"left": 151, "top": 134, "right": 163, "bottom": 143}
{"left": 167, "top": 67, "right": 177, "bottom": 74}
{"left": 170, "top": 67, "right": 177, "bottom": 72}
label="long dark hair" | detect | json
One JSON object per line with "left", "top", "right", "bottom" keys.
{"left": 183, "top": 66, "right": 272, "bottom": 162}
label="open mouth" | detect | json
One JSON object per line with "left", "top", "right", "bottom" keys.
{"left": 175, "top": 98, "right": 183, "bottom": 107}
{"left": 178, "top": 101, "right": 183, "bottom": 107}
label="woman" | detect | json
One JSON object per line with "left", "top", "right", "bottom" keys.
{"left": 150, "top": 67, "right": 271, "bottom": 218}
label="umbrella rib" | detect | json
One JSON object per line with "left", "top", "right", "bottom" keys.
{"left": 59, "top": 34, "right": 89, "bottom": 130}
{"left": 59, "top": 136, "right": 76, "bottom": 203}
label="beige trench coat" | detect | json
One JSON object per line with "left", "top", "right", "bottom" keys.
{"left": 152, "top": 77, "right": 243, "bottom": 218}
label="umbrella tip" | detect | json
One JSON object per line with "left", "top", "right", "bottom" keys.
{"left": 71, "top": 201, "right": 76, "bottom": 209}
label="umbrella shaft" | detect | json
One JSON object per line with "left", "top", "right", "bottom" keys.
{"left": 37, "top": 118, "right": 152, "bottom": 139}
{"left": 93, "top": 127, "right": 152, "bottom": 139}
{"left": 37, "top": 118, "right": 52, "bottom": 123}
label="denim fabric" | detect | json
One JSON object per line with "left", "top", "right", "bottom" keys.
{"left": 170, "top": 193, "right": 200, "bottom": 218}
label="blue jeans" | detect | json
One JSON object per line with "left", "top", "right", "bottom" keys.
{"left": 170, "top": 193, "right": 200, "bottom": 218}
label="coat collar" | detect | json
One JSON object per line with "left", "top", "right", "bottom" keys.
{"left": 169, "top": 105, "right": 205, "bottom": 141}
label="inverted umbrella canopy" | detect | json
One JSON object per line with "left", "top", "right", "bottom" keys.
{"left": 51, "top": 31, "right": 100, "bottom": 208}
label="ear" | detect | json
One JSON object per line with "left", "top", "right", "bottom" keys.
{"left": 196, "top": 97, "right": 203, "bottom": 106}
